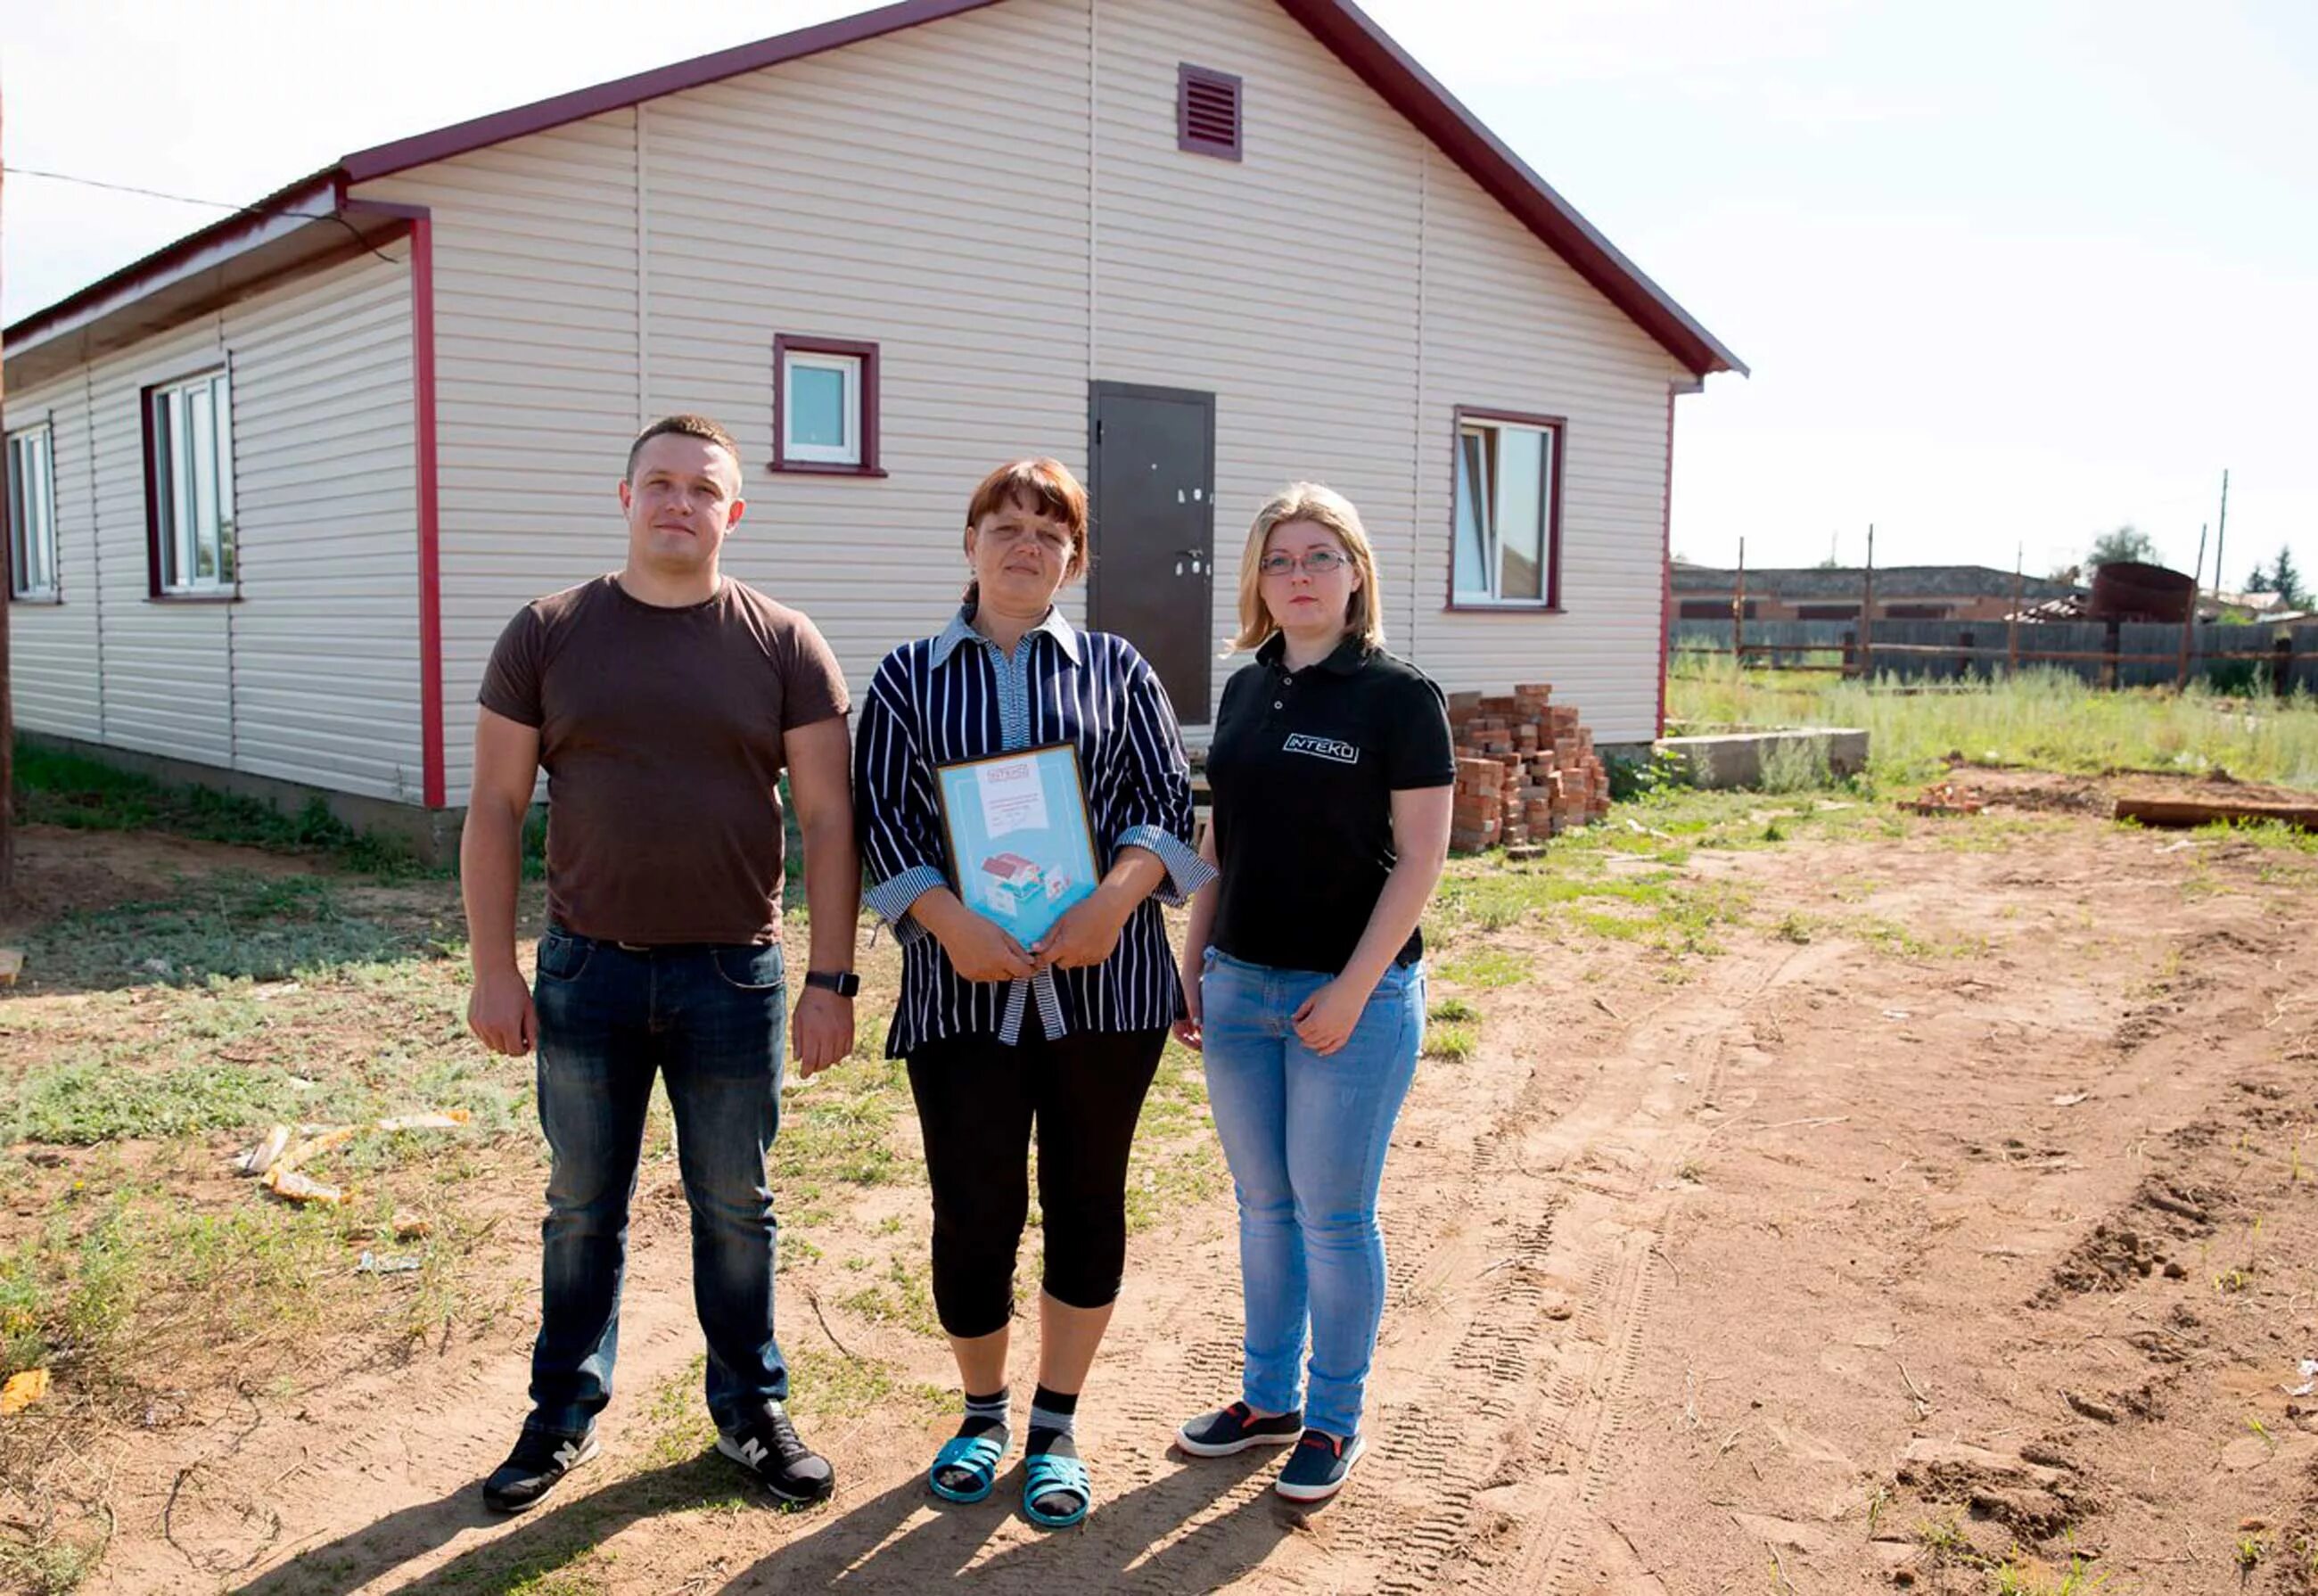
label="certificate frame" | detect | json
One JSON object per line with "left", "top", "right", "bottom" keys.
{"left": 932, "top": 742, "right": 1103, "bottom": 946}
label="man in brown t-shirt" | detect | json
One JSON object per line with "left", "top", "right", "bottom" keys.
{"left": 461, "top": 414, "right": 859, "bottom": 1512}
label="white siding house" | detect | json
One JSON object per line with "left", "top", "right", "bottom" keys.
{"left": 3, "top": 0, "right": 1739, "bottom": 843}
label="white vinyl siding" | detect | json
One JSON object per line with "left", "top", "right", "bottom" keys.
{"left": 1419, "top": 150, "right": 1691, "bottom": 743}
{"left": 0, "top": 377, "right": 101, "bottom": 737}
{"left": 1092, "top": 0, "right": 1426, "bottom": 728}
{"left": 1, "top": 254, "right": 423, "bottom": 796}
{"left": 355, "top": 0, "right": 1094, "bottom": 806}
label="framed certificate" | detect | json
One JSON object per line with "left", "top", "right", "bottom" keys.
{"left": 933, "top": 744, "right": 1102, "bottom": 946}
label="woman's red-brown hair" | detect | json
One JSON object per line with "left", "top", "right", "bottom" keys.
{"left": 964, "top": 458, "right": 1090, "bottom": 583}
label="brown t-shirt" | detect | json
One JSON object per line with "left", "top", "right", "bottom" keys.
{"left": 479, "top": 574, "right": 848, "bottom": 946}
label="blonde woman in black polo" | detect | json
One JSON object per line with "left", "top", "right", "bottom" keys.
{"left": 1171, "top": 482, "right": 1455, "bottom": 1503}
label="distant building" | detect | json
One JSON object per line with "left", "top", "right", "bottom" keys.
{"left": 1671, "top": 563, "right": 2082, "bottom": 625}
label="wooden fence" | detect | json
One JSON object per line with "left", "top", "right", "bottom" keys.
{"left": 1668, "top": 617, "right": 2318, "bottom": 695}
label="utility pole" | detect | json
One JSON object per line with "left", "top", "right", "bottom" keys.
{"left": 1, "top": 96, "right": 13, "bottom": 907}
{"left": 2177, "top": 523, "right": 2207, "bottom": 691}
{"left": 1861, "top": 524, "right": 1876, "bottom": 680}
{"left": 2213, "top": 469, "right": 2230, "bottom": 599}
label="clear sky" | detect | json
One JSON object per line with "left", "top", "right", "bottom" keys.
{"left": 5, "top": 0, "right": 2314, "bottom": 589}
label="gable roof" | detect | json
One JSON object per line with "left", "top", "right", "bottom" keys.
{"left": 6, "top": 0, "right": 1743, "bottom": 378}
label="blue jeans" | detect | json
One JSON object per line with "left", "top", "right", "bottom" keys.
{"left": 1197, "top": 949, "right": 1424, "bottom": 1438}
{"left": 526, "top": 926, "right": 789, "bottom": 1440}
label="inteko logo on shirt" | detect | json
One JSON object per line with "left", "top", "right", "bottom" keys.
{"left": 1282, "top": 733, "right": 1360, "bottom": 765}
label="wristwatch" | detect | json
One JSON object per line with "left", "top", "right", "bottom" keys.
{"left": 804, "top": 969, "right": 860, "bottom": 998}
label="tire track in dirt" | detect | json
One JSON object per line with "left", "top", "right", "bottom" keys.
{"left": 1306, "top": 942, "right": 1825, "bottom": 1595}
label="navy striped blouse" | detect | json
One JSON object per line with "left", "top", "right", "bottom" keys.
{"left": 855, "top": 605, "right": 1214, "bottom": 1057}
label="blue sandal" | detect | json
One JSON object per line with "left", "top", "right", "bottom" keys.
{"left": 928, "top": 1430, "right": 1011, "bottom": 1503}
{"left": 1023, "top": 1450, "right": 1091, "bottom": 1529}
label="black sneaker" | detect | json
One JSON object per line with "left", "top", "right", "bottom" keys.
{"left": 718, "top": 1403, "right": 835, "bottom": 1505}
{"left": 482, "top": 1425, "right": 599, "bottom": 1513}
{"left": 1178, "top": 1400, "right": 1304, "bottom": 1457}
{"left": 1275, "top": 1429, "right": 1365, "bottom": 1503}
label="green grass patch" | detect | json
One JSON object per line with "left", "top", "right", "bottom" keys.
{"left": 1668, "top": 654, "right": 2318, "bottom": 788}
{"left": 1124, "top": 1041, "right": 1227, "bottom": 1234}
{"left": 15, "top": 740, "right": 423, "bottom": 875}
{"left": 1434, "top": 946, "right": 1531, "bottom": 988}
{"left": 834, "top": 1255, "right": 941, "bottom": 1338}
{"left": 0, "top": 1175, "right": 500, "bottom": 1387}
{"left": 9, "top": 1060, "right": 306, "bottom": 1146}
{"left": 26, "top": 872, "right": 443, "bottom": 991}
{"left": 773, "top": 1055, "right": 914, "bottom": 1189}
{"left": 1427, "top": 996, "right": 1482, "bottom": 1024}
{"left": 1423, "top": 1024, "right": 1477, "bottom": 1062}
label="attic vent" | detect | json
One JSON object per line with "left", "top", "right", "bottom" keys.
{"left": 1179, "top": 64, "right": 1243, "bottom": 160}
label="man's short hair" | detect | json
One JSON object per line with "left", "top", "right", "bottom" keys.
{"left": 625, "top": 414, "right": 743, "bottom": 482}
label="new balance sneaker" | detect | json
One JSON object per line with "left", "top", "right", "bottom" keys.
{"left": 1177, "top": 1401, "right": 1305, "bottom": 1457}
{"left": 1275, "top": 1429, "right": 1366, "bottom": 1503}
{"left": 718, "top": 1403, "right": 836, "bottom": 1506}
{"left": 482, "top": 1425, "right": 599, "bottom": 1513}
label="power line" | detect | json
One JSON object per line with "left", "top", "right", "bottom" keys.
{"left": 4, "top": 163, "right": 403, "bottom": 267}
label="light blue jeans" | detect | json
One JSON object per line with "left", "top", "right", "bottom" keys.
{"left": 1198, "top": 948, "right": 1424, "bottom": 1438}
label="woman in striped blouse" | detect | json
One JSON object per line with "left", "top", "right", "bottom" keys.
{"left": 853, "top": 457, "right": 1211, "bottom": 1529}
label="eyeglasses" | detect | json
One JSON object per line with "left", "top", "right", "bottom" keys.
{"left": 1259, "top": 548, "right": 1350, "bottom": 577}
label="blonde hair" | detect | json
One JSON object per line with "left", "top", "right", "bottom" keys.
{"left": 1229, "top": 482, "right": 1386, "bottom": 654}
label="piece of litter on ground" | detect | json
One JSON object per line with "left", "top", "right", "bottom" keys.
{"left": 263, "top": 1166, "right": 349, "bottom": 1205}
{"left": 2155, "top": 839, "right": 2200, "bottom": 855}
{"left": 375, "top": 1109, "right": 472, "bottom": 1132}
{"left": 2282, "top": 1380, "right": 2315, "bottom": 1397}
{"left": 234, "top": 1124, "right": 294, "bottom": 1177}
{"left": 0, "top": 949, "right": 24, "bottom": 986}
{"left": 0, "top": 1369, "right": 51, "bottom": 1415}
{"left": 356, "top": 1252, "right": 423, "bottom": 1275}
{"left": 280, "top": 1126, "right": 358, "bottom": 1171}
{"left": 1881, "top": 1009, "right": 1911, "bottom": 1022}
{"left": 2051, "top": 1092, "right": 2090, "bottom": 1107}
{"left": 391, "top": 1209, "right": 432, "bottom": 1240}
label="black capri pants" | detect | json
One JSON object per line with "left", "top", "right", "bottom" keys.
{"left": 905, "top": 1024, "right": 1168, "bottom": 1340}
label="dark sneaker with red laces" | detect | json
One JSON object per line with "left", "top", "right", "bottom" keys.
{"left": 1275, "top": 1429, "right": 1366, "bottom": 1502}
{"left": 718, "top": 1403, "right": 835, "bottom": 1506}
{"left": 482, "top": 1425, "right": 599, "bottom": 1513}
{"left": 1177, "top": 1400, "right": 1305, "bottom": 1457}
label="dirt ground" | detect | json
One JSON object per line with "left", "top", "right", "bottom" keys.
{"left": 10, "top": 770, "right": 2318, "bottom": 1594}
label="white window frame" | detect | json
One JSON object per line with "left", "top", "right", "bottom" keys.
{"left": 1451, "top": 411, "right": 1560, "bottom": 609}
{"left": 781, "top": 350, "right": 862, "bottom": 467}
{"left": 6, "top": 423, "right": 58, "bottom": 601}
{"left": 150, "top": 369, "right": 237, "bottom": 596}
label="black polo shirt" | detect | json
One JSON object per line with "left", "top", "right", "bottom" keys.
{"left": 1206, "top": 634, "right": 1456, "bottom": 975}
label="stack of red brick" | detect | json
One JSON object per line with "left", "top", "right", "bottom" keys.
{"left": 1447, "top": 683, "right": 1612, "bottom": 853}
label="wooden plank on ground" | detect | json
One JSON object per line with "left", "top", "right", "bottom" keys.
{"left": 2114, "top": 796, "right": 2318, "bottom": 833}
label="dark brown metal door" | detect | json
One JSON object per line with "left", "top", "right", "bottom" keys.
{"left": 1089, "top": 383, "right": 1214, "bottom": 726}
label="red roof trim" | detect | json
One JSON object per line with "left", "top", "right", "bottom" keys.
{"left": 1273, "top": 0, "right": 1744, "bottom": 378}
{"left": 8, "top": 0, "right": 1739, "bottom": 379}
{"left": 6, "top": 170, "right": 344, "bottom": 351}
{"left": 341, "top": 0, "right": 1007, "bottom": 185}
